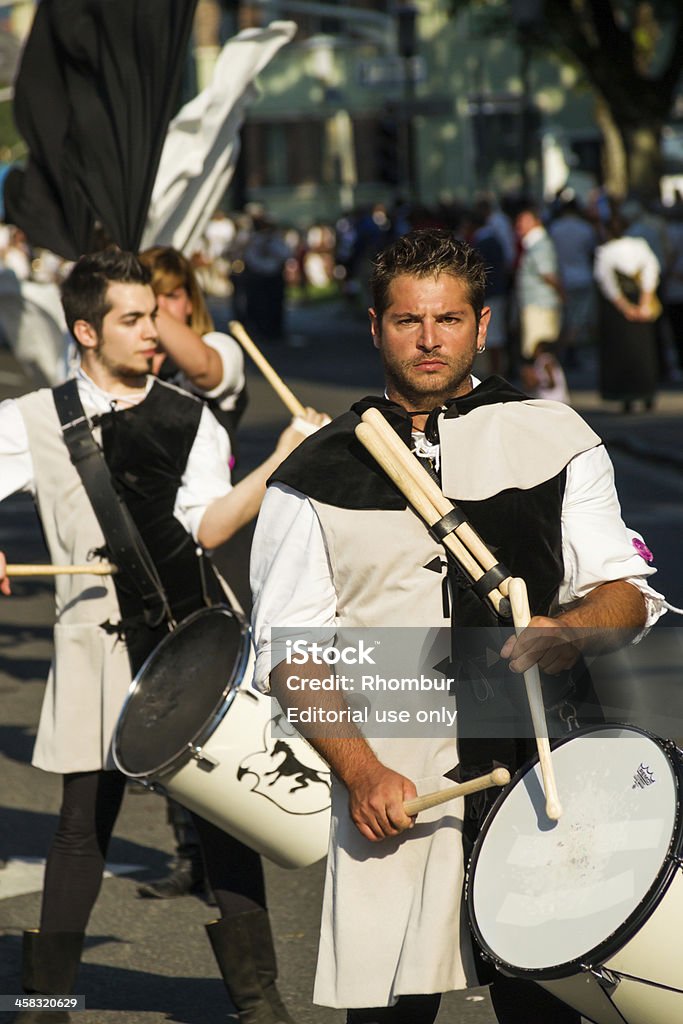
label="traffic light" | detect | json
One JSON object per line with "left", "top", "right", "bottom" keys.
{"left": 376, "top": 117, "right": 400, "bottom": 185}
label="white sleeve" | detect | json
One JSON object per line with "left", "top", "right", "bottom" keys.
{"left": 594, "top": 238, "right": 660, "bottom": 301}
{"left": 173, "top": 405, "right": 233, "bottom": 542}
{"left": 174, "top": 327, "right": 245, "bottom": 407}
{"left": 197, "top": 329, "right": 245, "bottom": 405}
{"left": 560, "top": 445, "right": 666, "bottom": 627}
{"left": 0, "top": 399, "right": 36, "bottom": 500}
{"left": 593, "top": 242, "right": 622, "bottom": 303}
{"left": 250, "top": 483, "right": 336, "bottom": 691}
{"left": 635, "top": 239, "right": 661, "bottom": 294}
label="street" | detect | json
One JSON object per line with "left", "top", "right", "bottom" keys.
{"left": 1, "top": 298, "right": 683, "bottom": 1024}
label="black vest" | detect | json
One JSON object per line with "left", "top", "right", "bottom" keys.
{"left": 99, "top": 381, "right": 223, "bottom": 671}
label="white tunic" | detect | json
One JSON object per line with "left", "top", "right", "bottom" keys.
{"left": 0, "top": 374, "right": 232, "bottom": 772}
{"left": 249, "top": 401, "right": 665, "bottom": 1009}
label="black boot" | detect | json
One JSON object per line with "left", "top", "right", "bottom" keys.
{"left": 137, "top": 799, "right": 212, "bottom": 902}
{"left": 136, "top": 856, "right": 206, "bottom": 899}
{"left": 205, "top": 911, "right": 297, "bottom": 1024}
{"left": 13, "top": 929, "right": 84, "bottom": 1023}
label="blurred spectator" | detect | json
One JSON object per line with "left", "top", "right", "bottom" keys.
{"left": 30, "top": 247, "right": 67, "bottom": 285}
{"left": 621, "top": 198, "right": 670, "bottom": 268}
{"left": 204, "top": 209, "right": 236, "bottom": 261}
{"left": 521, "top": 340, "right": 570, "bottom": 404}
{"left": 474, "top": 194, "right": 517, "bottom": 274}
{"left": 549, "top": 196, "right": 598, "bottom": 365}
{"left": 334, "top": 210, "right": 360, "bottom": 304}
{"left": 662, "top": 202, "right": 683, "bottom": 377}
{"left": 621, "top": 197, "right": 672, "bottom": 380}
{"left": 242, "top": 215, "right": 291, "bottom": 342}
{"left": 594, "top": 215, "right": 661, "bottom": 413}
{"left": 227, "top": 210, "right": 255, "bottom": 324}
{"left": 470, "top": 208, "right": 509, "bottom": 376}
{"left": 349, "top": 202, "right": 394, "bottom": 307}
{"left": 1, "top": 226, "right": 31, "bottom": 280}
{"left": 302, "top": 222, "right": 336, "bottom": 291}
{"left": 0, "top": 225, "right": 71, "bottom": 384}
{"left": 514, "top": 203, "right": 564, "bottom": 358}
{"left": 194, "top": 210, "right": 236, "bottom": 299}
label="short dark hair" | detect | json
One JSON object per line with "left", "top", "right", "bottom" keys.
{"left": 61, "top": 247, "right": 151, "bottom": 339}
{"left": 370, "top": 229, "right": 487, "bottom": 321}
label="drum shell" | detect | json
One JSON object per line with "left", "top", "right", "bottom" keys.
{"left": 466, "top": 725, "right": 683, "bottom": 1024}
{"left": 157, "top": 685, "right": 331, "bottom": 869}
{"left": 113, "top": 606, "right": 331, "bottom": 870}
{"left": 537, "top": 868, "right": 683, "bottom": 1024}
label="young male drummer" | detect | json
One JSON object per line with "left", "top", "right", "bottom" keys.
{"left": 249, "top": 229, "right": 667, "bottom": 1024}
{"left": 0, "top": 248, "right": 325, "bottom": 1023}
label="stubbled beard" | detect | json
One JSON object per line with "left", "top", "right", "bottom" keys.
{"left": 94, "top": 346, "right": 153, "bottom": 380}
{"left": 382, "top": 354, "right": 475, "bottom": 409}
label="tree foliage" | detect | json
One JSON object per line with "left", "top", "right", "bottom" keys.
{"left": 538, "top": 1, "right": 683, "bottom": 126}
{"left": 450, "top": 0, "right": 683, "bottom": 195}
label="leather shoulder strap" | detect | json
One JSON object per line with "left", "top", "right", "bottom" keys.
{"left": 52, "top": 380, "right": 173, "bottom": 628}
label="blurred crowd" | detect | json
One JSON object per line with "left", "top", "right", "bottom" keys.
{"left": 2, "top": 188, "right": 683, "bottom": 411}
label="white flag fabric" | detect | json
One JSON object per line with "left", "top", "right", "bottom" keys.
{"left": 141, "top": 21, "right": 297, "bottom": 255}
{"left": 0, "top": 273, "right": 70, "bottom": 385}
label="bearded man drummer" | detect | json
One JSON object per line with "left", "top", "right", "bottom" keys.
{"left": 249, "top": 229, "right": 668, "bottom": 1024}
{"left": 0, "top": 247, "right": 326, "bottom": 1023}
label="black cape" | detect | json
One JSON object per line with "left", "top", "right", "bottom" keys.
{"left": 270, "top": 375, "right": 529, "bottom": 510}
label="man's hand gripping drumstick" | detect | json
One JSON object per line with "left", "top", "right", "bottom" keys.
{"left": 354, "top": 408, "right": 563, "bottom": 821}
{"left": 403, "top": 768, "right": 510, "bottom": 816}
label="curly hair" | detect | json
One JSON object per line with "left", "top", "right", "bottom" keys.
{"left": 370, "top": 229, "right": 487, "bottom": 321}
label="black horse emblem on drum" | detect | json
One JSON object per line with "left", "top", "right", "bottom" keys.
{"left": 237, "top": 715, "right": 331, "bottom": 815}
{"left": 263, "top": 739, "right": 331, "bottom": 793}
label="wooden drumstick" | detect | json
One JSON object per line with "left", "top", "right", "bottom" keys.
{"left": 229, "top": 320, "right": 307, "bottom": 418}
{"left": 508, "top": 577, "right": 562, "bottom": 821}
{"left": 404, "top": 768, "right": 510, "bottom": 816}
{"left": 360, "top": 408, "right": 511, "bottom": 598}
{"left": 355, "top": 420, "right": 507, "bottom": 614}
{"left": 354, "top": 422, "right": 490, "bottom": 598}
{"left": 5, "top": 563, "right": 117, "bottom": 576}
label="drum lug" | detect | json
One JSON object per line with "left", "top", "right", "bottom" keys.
{"left": 188, "top": 743, "right": 219, "bottom": 772}
{"left": 582, "top": 964, "right": 621, "bottom": 993}
{"left": 664, "top": 739, "right": 683, "bottom": 764}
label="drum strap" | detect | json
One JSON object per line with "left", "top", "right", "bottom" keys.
{"left": 53, "top": 379, "right": 174, "bottom": 629}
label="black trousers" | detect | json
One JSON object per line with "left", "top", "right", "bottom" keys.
{"left": 344, "top": 978, "right": 580, "bottom": 1024}
{"left": 346, "top": 995, "right": 441, "bottom": 1023}
{"left": 40, "top": 769, "right": 265, "bottom": 933}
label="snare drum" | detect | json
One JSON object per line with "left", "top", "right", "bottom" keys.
{"left": 467, "top": 725, "right": 683, "bottom": 1024}
{"left": 113, "top": 606, "right": 331, "bottom": 869}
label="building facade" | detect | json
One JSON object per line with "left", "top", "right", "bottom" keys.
{"left": 230, "top": 0, "right": 601, "bottom": 225}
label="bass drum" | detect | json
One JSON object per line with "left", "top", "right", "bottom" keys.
{"left": 467, "top": 725, "right": 683, "bottom": 1024}
{"left": 113, "top": 605, "right": 331, "bottom": 869}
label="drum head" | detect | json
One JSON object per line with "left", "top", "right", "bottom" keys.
{"left": 468, "top": 726, "right": 682, "bottom": 976}
{"left": 114, "top": 606, "right": 249, "bottom": 777}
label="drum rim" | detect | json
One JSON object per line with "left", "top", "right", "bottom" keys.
{"left": 465, "top": 723, "right": 683, "bottom": 981}
{"left": 112, "top": 604, "right": 251, "bottom": 779}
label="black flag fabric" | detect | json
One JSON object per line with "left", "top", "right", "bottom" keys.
{"left": 4, "top": 0, "right": 198, "bottom": 260}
